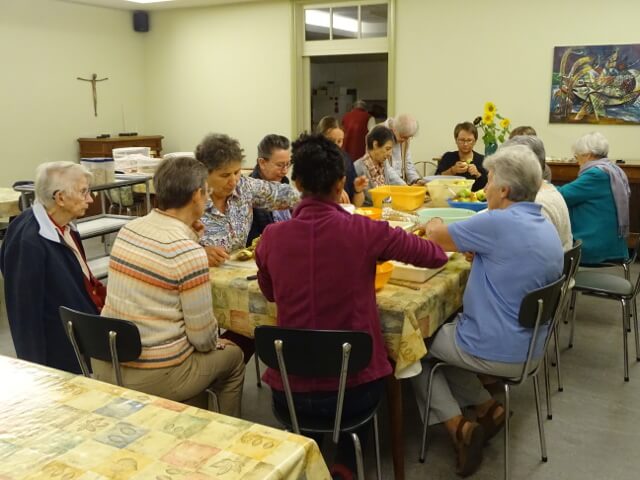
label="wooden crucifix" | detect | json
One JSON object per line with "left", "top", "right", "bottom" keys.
{"left": 77, "top": 73, "right": 108, "bottom": 117}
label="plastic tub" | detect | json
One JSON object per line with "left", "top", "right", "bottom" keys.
{"left": 81, "top": 157, "right": 115, "bottom": 186}
{"left": 426, "top": 178, "right": 475, "bottom": 207}
{"left": 424, "top": 175, "right": 465, "bottom": 183}
{"left": 447, "top": 199, "right": 488, "bottom": 212}
{"left": 417, "top": 207, "right": 476, "bottom": 225}
{"left": 355, "top": 207, "right": 382, "bottom": 220}
{"left": 369, "top": 185, "right": 427, "bottom": 211}
{"left": 375, "top": 261, "right": 394, "bottom": 290}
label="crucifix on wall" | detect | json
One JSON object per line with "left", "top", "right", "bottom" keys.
{"left": 77, "top": 73, "right": 108, "bottom": 117}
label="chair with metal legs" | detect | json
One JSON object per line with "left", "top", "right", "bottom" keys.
{"left": 567, "top": 239, "right": 640, "bottom": 381}
{"left": 567, "top": 234, "right": 639, "bottom": 348}
{"left": 544, "top": 240, "right": 582, "bottom": 418}
{"left": 255, "top": 326, "right": 382, "bottom": 480}
{"left": 419, "top": 275, "right": 566, "bottom": 480}
{"left": 59, "top": 306, "right": 142, "bottom": 386}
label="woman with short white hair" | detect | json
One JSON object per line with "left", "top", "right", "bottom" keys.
{"left": 559, "top": 132, "right": 629, "bottom": 264}
{"left": 381, "top": 113, "right": 426, "bottom": 185}
{"left": 0, "top": 161, "right": 106, "bottom": 373}
{"left": 410, "top": 145, "right": 563, "bottom": 476}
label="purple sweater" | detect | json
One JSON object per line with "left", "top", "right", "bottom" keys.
{"left": 255, "top": 197, "right": 448, "bottom": 392}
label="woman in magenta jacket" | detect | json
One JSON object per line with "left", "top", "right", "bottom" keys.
{"left": 255, "top": 133, "right": 448, "bottom": 478}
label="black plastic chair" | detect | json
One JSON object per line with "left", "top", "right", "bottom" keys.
{"left": 419, "top": 275, "right": 566, "bottom": 480}
{"left": 569, "top": 238, "right": 640, "bottom": 381}
{"left": 59, "top": 306, "right": 141, "bottom": 387}
{"left": 254, "top": 326, "right": 381, "bottom": 480}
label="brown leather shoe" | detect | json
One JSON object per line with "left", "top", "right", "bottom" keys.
{"left": 477, "top": 401, "right": 506, "bottom": 443}
{"left": 454, "top": 418, "right": 485, "bottom": 477}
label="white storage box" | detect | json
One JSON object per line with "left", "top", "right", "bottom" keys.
{"left": 390, "top": 261, "right": 444, "bottom": 283}
{"left": 112, "top": 147, "right": 151, "bottom": 159}
{"left": 81, "top": 157, "right": 115, "bottom": 186}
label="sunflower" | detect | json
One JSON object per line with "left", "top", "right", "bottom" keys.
{"left": 500, "top": 118, "right": 511, "bottom": 129}
{"left": 482, "top": 112, "right": 495, "bottom": 125}
{"left": 484, "top": 102, "right": 497, "bottom": 115}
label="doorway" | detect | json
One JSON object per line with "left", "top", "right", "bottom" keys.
{"left": 310, "top": 53, "right": 388, "bottom": 132}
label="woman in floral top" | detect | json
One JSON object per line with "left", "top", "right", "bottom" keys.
{"left": 353, "top": 126, "right": 406, "bottom": 206}
{"left": 195, "top": 133, "right": 300, "bottom": 267}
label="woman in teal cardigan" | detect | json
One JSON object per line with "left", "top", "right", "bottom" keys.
{"left": 559, "top": 132, "right": 630, "bottom": 264}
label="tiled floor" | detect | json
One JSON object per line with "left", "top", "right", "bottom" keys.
{"left": 2, "top": 262, "right": 640, "bottom": 479}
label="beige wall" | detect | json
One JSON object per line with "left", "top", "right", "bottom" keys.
{"left": 0, "top": 0, "right": 146, "bottom": 183}
{"left": 143, "top": 0, "right": 293, "bottom": 166}
{"left": 5, "top": 0, "right": 640, "bottom": 185}
{"left": 395, "top": 0, "right": 640, "bottom": 165}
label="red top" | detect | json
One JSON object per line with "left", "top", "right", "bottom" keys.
{"left": 255, "top": 197, "right": 448, "bottom": 392}
{"left": 48, "top": 214, "right": 106, "bottom": 311}
{"left": 342, "top": 107, "right": 371, "bottom": 161}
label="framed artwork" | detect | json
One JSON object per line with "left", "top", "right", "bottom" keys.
{"left": 549, "top": 43, "right": 640, "bottom": 124}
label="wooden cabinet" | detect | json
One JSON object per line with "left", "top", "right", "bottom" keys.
{"left": 548, "top": 161, "right": 640, "bottom": 232}
{"left": 77, "top": 135, "right": 164, "bottom": 159}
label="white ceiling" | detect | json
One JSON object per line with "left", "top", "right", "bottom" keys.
{"left": 59, "top": 0, "right": 255, "bottom": 11}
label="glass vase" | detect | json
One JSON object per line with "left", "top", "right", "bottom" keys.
{"left": 484, "top": 142, "right": 498, "bottom": 156}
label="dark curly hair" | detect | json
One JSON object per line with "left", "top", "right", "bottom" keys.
{"left": 291, "top": 133, "right": 345, "bottom": 196}
{"left": 195, "top": 133, "right": 245, "bottom": 172}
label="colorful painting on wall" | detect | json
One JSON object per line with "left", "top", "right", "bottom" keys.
{"left": 549, "top": 44, "right": 640, "bottom": 124}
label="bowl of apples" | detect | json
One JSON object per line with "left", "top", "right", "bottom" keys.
{"left": 447, "top": 188, "right": 487, "bottom": 212}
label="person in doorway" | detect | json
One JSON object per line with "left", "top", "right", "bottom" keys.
{"left": 342, "top": 99, "right": 374, "bottom": 161}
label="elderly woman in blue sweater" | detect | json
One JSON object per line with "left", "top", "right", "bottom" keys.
{"left": 559, "top": 132, "right": 630, "bottom": 264}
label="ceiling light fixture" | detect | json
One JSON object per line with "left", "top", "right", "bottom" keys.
{"left": 126, "top": 0, "right": 173, "bottom": 4}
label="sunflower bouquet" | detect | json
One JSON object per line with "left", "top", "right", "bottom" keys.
{"left": 473, "top": 102, "right": 511, "bottom": 155}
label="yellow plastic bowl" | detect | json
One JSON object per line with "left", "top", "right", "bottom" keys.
{"left": 354, "top": 207, "right": 382, "bottom": 220}
{"left": 375, "top": 261, "right": 395, "bottom": 291}
{"left": 369, "top": 185, "right": 428, "bottom": 211}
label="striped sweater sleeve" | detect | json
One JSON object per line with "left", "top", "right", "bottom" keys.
{"left": 175, "top": 245, "right": 218, "bottom": 352}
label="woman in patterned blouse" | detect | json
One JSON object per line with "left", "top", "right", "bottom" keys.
{"left": 195, "top": 133, "right": 300, "bottom": 268}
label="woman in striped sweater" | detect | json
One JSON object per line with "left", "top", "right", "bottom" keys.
{"left": 93, "top": 156, "right": 245, "bottom": 416}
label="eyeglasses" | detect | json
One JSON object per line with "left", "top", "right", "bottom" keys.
{"left": 52, "top": 187, "right": 92, "bottom": 199}
{"left": 457, "top": 138, "right": 475, "bottom": 144}
{"left": 274, "top": 162, "right": 291, "bottom": 170}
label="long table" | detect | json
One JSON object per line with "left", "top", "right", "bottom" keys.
{"left": 210, "top": 254, "right": 470, "bottom": 377}
{"left": 209, "top": 254, "right": 471, "bottom": 480}
{"left": 0, "top": 355, "right": 331, "bottom": 479}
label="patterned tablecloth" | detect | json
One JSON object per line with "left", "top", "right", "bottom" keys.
{"left": 210, "top": 254, "right": 471, "bottom": 377}
{"left": 0, "top": 356, "right": 330, "bottom": 480}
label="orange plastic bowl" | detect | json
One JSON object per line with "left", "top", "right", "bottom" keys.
{"left": 375, "top": 261, "right": 395, "bottom": 291}
{"left": 355, "top": 207, "right": 382, "bottom": 220}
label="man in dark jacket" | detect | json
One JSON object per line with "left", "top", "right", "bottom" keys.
{"left": 0, "top": 162, "right": 105, "bottom": 373}
{"left": 247, "top": 134, "right": 292, "bottom": 246}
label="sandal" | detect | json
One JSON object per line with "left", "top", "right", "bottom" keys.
{"left": 454, "top": 418, "right": 485, "bottom": 477}
{"left": 477, "top": 401, "right": 506, "bottom": 443}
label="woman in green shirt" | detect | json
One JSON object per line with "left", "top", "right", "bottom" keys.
{"left": 558, "top": 132, "right": 629, "bottom": 264}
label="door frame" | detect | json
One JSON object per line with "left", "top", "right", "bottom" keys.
{"left": 291, "top": 0, "right": 396, "bottom": 136}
